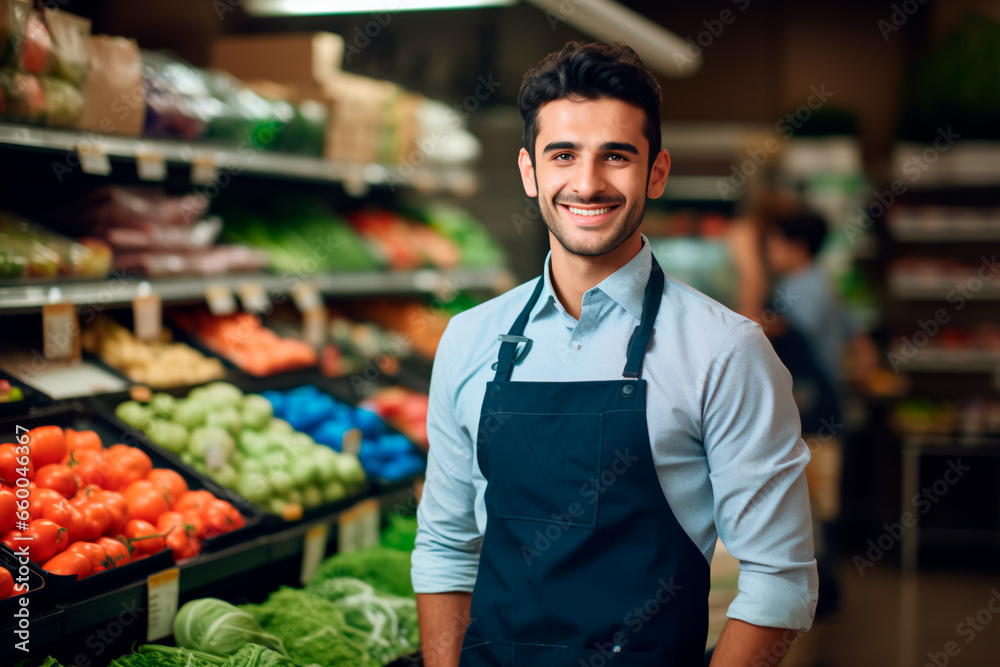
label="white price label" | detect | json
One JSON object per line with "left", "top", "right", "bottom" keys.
{"left": 146, "top": 569, "right": 180, "bottom": 642}
{"left": 136, "top": 151, "right": 167, "bottom": 181}
{"left": 303, "top": 307, "right": 328, "bottom": 348}
{"left": 133, "top": 293, "right": 162, "bottom": 341}
{"left": 238, "top": 283, "right": 270, "bottom": 315}
{"left": 191, "top": 155, "right": 219, "bottom": 185}
{"left": 342, "top": 428, "right": 362, "bottom": 457}
{"left": 42, "top": 302, "right": 80, "bottom": 361}
{"left": 77, "top": 143, "right": 111, "bottom": 176}
{"left": 338, "top": 498, "right": 380, "bottom": 553}
{"left": 205, "top": 285, "right": 237, "bottom": 316}
{"left": 301, "top": 523, "right": 329, "bottom": 584}
{"left": 291, "top": 282, "right": 321, "bottom": 312}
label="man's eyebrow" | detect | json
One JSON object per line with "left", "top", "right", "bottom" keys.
{"left": 601, "top": 142, "right": 639, "bottom": 154}
{"left": 542, "top": 141, "right": 580, "bottom": 153}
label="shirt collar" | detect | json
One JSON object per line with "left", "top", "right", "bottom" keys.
{"left": 531, "top": 234, "right": 652, "bottom": 323}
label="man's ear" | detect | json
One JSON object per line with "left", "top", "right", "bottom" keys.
{"left": 646, "top": 149, "right": 671, "bottom": 199}
{"left": 518, "top": 148, "right": 538, "bottom": 198}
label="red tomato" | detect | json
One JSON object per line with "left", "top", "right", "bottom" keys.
{"left": 124, "top": 480, "right": 170, "bottom": 524}
{"left": 181, "top": 511, "right": 206, "bottom": 540}
{"left": 0, "top": 443, "right": 32, "bottom": 486}
{"left": 41, "top": 498, "right": 84, "bottom": 544}
{"left": 71, "top": 451, "right": 112, "bottom": 489}
{"left": 165, "top": 527, "right": 201, "bottom": 561}
{"left": 203, "top": 500, "right": 244, "bottom": 537}
{"left": 24, "top": 519, "right": 68, "bottom": 563}
{"left": 27, "top": 488, "right": 63, "bottom": 522}
{"left": 147, "top": 469, "right": 188, "bottom": 505}
{"left": 66, "top": 541, "right": 113, "bottom": 572}
{"left": 124, "top": 519, "right": 165, "bottom": 556}
{"left": 92, "top": 490, "right": 128, "bottom": 535}
{"left": 97, "top": 536, "right": 132, "bottom": 568}
{"left": 0, "top": 487, "right": 16, "bottom": 534}
{"left": 156, "top": 511, "right": 188, "bottom": 534}
{"left": 173, "top": 490, "right": 215, "bottom": 514}
{"left": 70, "top": 483, "right": 102, "bottom": 507}
{"left": 2, "top": 530, "right": 22, "bottom": 551}
{"left": 27, "top": 426, "right": 66, "bottom": 469}
{"left": 34, "top": 464, "right": 79, "bottom": 499}
{"left": 0, "top": 566, "right": 13, "bottom": 598}
{"left": 104, "top": 446, "right": 152, "bottom": 492}
{"left": 77, "top": 502, "right": 112, "bottom": 542}
{"left": 42, "top": 551, "right": 91, "bottom": 580}
{"left": 63, "top": 429, "right": 102, "bottom": 462}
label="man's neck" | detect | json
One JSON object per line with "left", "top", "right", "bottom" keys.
{"left": 548, "top": 231, "right": 643, "bottom": 320}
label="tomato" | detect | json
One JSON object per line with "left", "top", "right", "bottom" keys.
{"left": 24, "top": 519, "right": 68, "bottom": 563}
{"left": 66, "top": 541, "right": 114, "bottom": 572}
{"left": 124, "top": 480, "right": 170, "bottom": 524}
{"left": 28, "top": 488, "right": 64, "bottom": 521}
{"left": 2, "top": 530, "right": 22, "bottom": 550}
{"left": 71, "top": 451, "right": 112, "bottom": 489}
{"left": 104, "top": 446, "right": 152, "bottom": 492}
{"left": 27, "top": 426, "right": 66, "bottom": 469}
{"left": 0, "top": 566, "right": 13, "bottom": 598}
{"left": 165, "top": 527, "right": 201, "bottom": 561}
{"left": 63, "top": 429, "right": 102, "bottom": 462}
{"left": 92, "top": 490, "right": 128, "bottom": 535}
{"left": 124, "top": 520, "right": 165, "bottom": 557}
{"left": 203, "top": 500, "right": 244, "bottom": 537}
{"left": 0, "top": 443, "right": 32, "bottom": 486}
{"left": 71, "top": 483, "right": 102, "bottom": 507}
{"left": 97, "top": 536, "right": 132, "bottom": 568}
{"left": 0, "top": 487, "right": 15, "bottom": 534}
{"left": 41, "top": 499, "right": 84, "bottom": 544}
{"left": 156, "top": 511, "right": 187, "bottom": 534}
{"left": 181, "top": 511, "right": 205, "bottom": 540}
{"left": 34, "top": 464, "right": 79, "bottom": 499}
{"left": 43, "top": 551, "right": 91, "bottom": 580}
{"left": 147, "top": 469, "right": 188, "bottom": 505}
{"left": 77, "top": 502, "right": 112, "bottom": 542}
{"left": 173, "top": 490, "right": 215, "bottom": 514}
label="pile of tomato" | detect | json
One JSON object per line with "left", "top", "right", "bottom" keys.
{"left": 0, "top": 425, "right": 245, "bottom": 582}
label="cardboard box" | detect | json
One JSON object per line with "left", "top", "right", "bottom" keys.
{"left": 212, "top": 32, "right": 345, "bottom": 87}
{"left": 76, "top": 36, "right": 145, "bottom": 136}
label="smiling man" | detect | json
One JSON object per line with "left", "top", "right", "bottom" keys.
{"left": 413, "top": 42, "right": 818, "bottom": 667}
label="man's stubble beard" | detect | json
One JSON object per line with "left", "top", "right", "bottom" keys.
{"left": 540, "top": 194, "right": 646, "bottom": 258}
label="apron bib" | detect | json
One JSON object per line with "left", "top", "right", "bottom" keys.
{"left": 461, "top": 257, "right": 710, "bottom": 667}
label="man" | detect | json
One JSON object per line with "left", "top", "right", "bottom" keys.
{"left": 413, "top": 42, "right": 818, "bottom": 667}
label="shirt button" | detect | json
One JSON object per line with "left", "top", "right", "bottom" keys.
{"left": 574, "top": 342, "right": 582, "bottom": 350}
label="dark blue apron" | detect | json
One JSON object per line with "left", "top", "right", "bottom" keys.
{"left": 461, "top": 257, "right": 710, "bottom": 667}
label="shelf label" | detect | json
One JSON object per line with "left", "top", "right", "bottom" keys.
{"left": 342, "top": 428, "right": 362, "bottom": 457}
{"left": 133, "top": 288, "right": 162, "bottom": 341}
{"left": 303, "top": 306, "right": 328, "bottom": 348}
{"left": 300, "top": 523, "right": 329, "bottom": 584}
{"left": 205, "top": 285, "right": 237, "bottom": 316}
{"left": 291, "top": 282, "right": 321, "bottom": 312}
{"left": 42, "top": 302, "right": 80, "bottom": 361}
{"left": 136, "top": 150, "right": 167, "bottom": 181}
{"left": 146, "top": 568, "right": 180, "bottom": 642}
{"left": 338, "top": 498, "right": 380, "bottom": 553}
{"left": 191, "top": 155, "right": 219, "bottom": 185}
{"left": 238, "top": 282, "right": 270, "bottom": 315}
{"left": 77, "top": 143, "right": 111, "bottom": 176}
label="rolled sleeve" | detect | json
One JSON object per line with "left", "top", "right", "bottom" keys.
{"left": 412, "top": 320, "right": 483, "bottom": 594}
{"left": 703, "top": 320, "right": 819, "bottom": 630}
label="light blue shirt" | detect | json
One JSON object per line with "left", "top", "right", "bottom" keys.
{"left": 413, "top": 237, "right": 819, "bottom": 631}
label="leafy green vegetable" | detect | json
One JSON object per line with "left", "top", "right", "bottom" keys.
{"left": 308, "top": 546, "right": 414, "bottom": 598}
{"left": 174, "top": 598, "right": 288, "bottom": 657}
{"left": 242, "top": 394, "right": 274, "bottom": 431}
{"left": 381, "top": 513, "right": 418, "bottom": 552}
{"left": 108, "top": 644, "right": 224, "bottom": 667}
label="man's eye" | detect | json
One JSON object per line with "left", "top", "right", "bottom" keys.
{"left": 607, "top": 154, "right": 627, "bottom": 162}
{"left": 553, "top": 153, "right": 573, "bottom": 161}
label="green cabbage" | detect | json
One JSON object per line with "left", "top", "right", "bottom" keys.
{"left": 174, "top": 598, "right": 287, "bottom": 657}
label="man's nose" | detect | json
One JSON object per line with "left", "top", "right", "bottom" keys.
{"left": 571, "top": 157, "right": 607, "bottom": 199}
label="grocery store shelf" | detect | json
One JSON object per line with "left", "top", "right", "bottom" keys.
{"left": 889, "top": 347, "right": 1000, "bottom": 373}
{"left": 892, "top": 140, "right": 1000, "bottom": 187}
{"left": 661, "top": 175, "right": 742, "bottom": 201}
{"left": 0, "top": 267, "right": 515, "bottom": 312}
{"left": 889, "top": 220, "right": 1000, "bottom": 242}
{"left": 0, "top": 122, "right": 477, "bottom": 194}
{"left": 888, "top": 275, "right": 1000, "bottom": 300}
{"left": 901, "top": 433, "right": 1000, "bottom": 451}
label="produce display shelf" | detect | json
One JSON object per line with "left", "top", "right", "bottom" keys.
{"left": 888, "top": 275, "right": 1000, "bottom": 301}
{"left": 0, "top": 266, "right": 515, "bottom": 313}
{"left": 891, "top": 141, "right": 1000, "bottom": 187}
{"left": 901, "top": 433, "right": 1000, "bottom": 453}
{"left": 887, "top": 347, "right": 1000, "bottom": 373}
{"left": 889, "top": 223, "right": 1000, "bottom": 242}
{"left": 0, "top": 122, "right": 478, "bottom": 194}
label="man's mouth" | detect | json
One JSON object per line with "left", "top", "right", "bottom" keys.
{"left": 559, "top": 203, "right": 621, "bottom": 224}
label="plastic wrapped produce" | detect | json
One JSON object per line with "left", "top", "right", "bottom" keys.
{"left": 75, "top": 187, "right": 210, "bottom": 230}
{"left": 0, "top": 212, "right": 111, "bottom": 279}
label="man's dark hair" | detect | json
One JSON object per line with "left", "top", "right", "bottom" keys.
{"left": 773, "top": 212, "right": 829, "bottom": 258}
{"left": 518, "top": 42, "right": 662, "bottom": 171}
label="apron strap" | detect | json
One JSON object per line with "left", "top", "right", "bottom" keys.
{"left": 622, "top": 256, "right": 664, "bottom": 379}
{"left": 494, "top": 275, "right": 545, "bottom": 382}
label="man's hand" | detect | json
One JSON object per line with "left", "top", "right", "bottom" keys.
{"left": 417, "top": 592, "right": 472, "bottom": 667}
{"left": 710, "top": 618, "right": 805, "bottom": 667}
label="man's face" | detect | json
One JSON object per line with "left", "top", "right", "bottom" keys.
{"left": 517, "top": 97, "right": 670, "bottom": 257}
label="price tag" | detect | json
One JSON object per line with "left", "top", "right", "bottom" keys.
{"left": 130, "top": 385, "right": 153, "bottom": 402}
{"left": 136, "top": 150, "right": 167, "bottom": 181}
{"left": 146, "top": 568, "right": 180, "bottom": 642}
{"left": 413, "top": 477, "right": 425, "bottom": 505}
{"left": 303, "top": 306, "right": 328, "bottom": 348}
{"left": 42, "top": 302, "right": 80, "bottom": 361}
{"left": 191, "top": 155, "right": 219, "bottom": 185}
{"left": 301, "top": 523, "right": 329, "bottom": 584}
{"left": 76, "top": 143, "right": 111, "bottom": 176}
{"left": 291, "top": 282, "right": 321, "bottom": 313}
{"left": 133, "top": 288, "right": 162, "bottom": 341}
{"left": 342, "top": 428, "right": 362, "bottom": 457}
{"left": 205, "top": 285, "right": 237, "bottom": 316}
{"left": 338, "top": 498, "right": 380, "bottom": 553}
{"left": 238, "top": 283, "right": 270, "bottom": 315}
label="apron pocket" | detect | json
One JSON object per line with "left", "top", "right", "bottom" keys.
{"left": 481, "top": 412, "right": 603, "bottom": 528}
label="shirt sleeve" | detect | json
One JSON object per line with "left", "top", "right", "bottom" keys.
{"left": 412, "top": 319, "right": 484, "bottom": 593}
{"left": 702, "top": 319, "right": 819, "bottom": 630}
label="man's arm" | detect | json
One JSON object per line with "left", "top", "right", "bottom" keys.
{"left": 417, "top": 592, "right": 472, "bottom": 667}
{"left": 701, "top": 320, "right": 819, "bottom": 655}
{"left": 710, "top": 619, "right": 801, "bottom": 667}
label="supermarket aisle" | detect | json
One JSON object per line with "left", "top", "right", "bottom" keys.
{"left": 809, "top": 560, "right": 1000, "bottom": 667}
